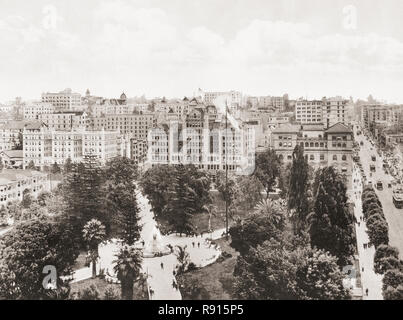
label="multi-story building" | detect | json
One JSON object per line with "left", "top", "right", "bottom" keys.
{"left": 23, "top": 128, "right": 120, "bottom": 168}
{"left": 130, "top": 139, "right": 148, "bottom": 164}
{"left": 0, "top": 120, "right": 45, "bottom": 152}
{"left": 295, "top": 97, "right": 351, "bottom": 128}
{"left": 89, "top": 113, "right": 155, "bottom": 140}
{"left": 23, "top": 102, "right": 55, "bottom": 120}
{"left": 271, "top": 122, "right": 354, "bottom": 188}
{"left": 38, "top": 111, "right": 88, "bottom": 130}
{"left": 361, "top": 104, "right": 403, "bottom": 129}
{"left": 295, "top": 99, "right": 324, "bottom": 124}
{"left": 41, "top": 88, "right": 81, "bottom": 110}
{"left": 0, "top": 169, "right": 50, "bottom": 205}
{"left": 323, "top": 97, "right": 350, "bottom": 128}
{"left": 203, "top": 91, "right": 242, "bottom": 108}
{"left": 147, "top": 105, "right": 255, "bottom": 175}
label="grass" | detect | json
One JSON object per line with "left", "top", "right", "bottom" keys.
{"left": 69, "top": 277, "right": 148, "bottom": 300}
{"left": 176, "top": 238, "right": 239, "bottom": 300}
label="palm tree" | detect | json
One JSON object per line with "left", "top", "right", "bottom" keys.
{"left": 82, "top": 219, "right": 106, "bottom": 278}
{"left": 113, "top": 246, "right": 143, "bottom": 300}
{"left": 174, "top": 245, "right": 190, "bottom": 274}
{"left": 254, "top": 199, "right": 285, "bottom": 230}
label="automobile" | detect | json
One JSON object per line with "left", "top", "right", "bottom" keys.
{"left": 370, "top": 165, "right": 376, "bottom": 172}
{"left": 392, "top": 185, "right": 403, "bottom": 209}
{"left": 372, "top": 155, "right": 376, "bottom": 162}
{"left": 388, "top": 183, "right": 392, "bottom": 188}
{"left": 376, "top": 181, "right": 383, "bottom": 190}
{"left": 360, "top": 141, "right": 364, "bottom": 146}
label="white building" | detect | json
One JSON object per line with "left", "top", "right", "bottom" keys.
{"left": 23, "top": 102, "right": 55, "bottom": 120}
{"left": 0, "top": 169, "right": 50, "bottom": 205}
{"left": 23, "top": 128, "right": 121, "bottom": 169}
{"left": 41, "top": 88, "right": 82, "bottom": 110}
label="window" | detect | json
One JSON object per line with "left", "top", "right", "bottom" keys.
{"left": 333, "top": 155, "right": 337, "bottom": 161}
{"left": 342, "top": 155, "right": 347, "bottom": 161}
{"left": 310, "top": 155, "right": 315, "bottom": 160}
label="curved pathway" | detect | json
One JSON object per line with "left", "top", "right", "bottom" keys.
{"left": 69, "top": 192, "right": 223, "bottom": 300}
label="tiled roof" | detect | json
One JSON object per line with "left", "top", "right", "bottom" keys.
{"left": 0, "top": 169, "right": 46, "bottom": 186}
{"left": 325, "top": 122, "right": 352, "bottom": 133}
{"left": 0, "top": 150, "right": 23, "bottom": 158}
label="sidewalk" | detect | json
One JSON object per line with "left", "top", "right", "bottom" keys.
{"left": 351, "top": 164, "right": 383, "bottom": 300}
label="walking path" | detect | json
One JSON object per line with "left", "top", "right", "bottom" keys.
{"left": 351, "top": 163, "right": 383, "bottom": 300}
{"left": 69, "top": 192, "right": 224, "bottom": 300}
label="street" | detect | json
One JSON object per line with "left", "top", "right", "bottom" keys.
{"left": 354, "top": 126, "right": 403, "bottom": 258}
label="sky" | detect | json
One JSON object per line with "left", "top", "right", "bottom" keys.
{"left": 1, "top": 0, "right": 403, "bottom": 103}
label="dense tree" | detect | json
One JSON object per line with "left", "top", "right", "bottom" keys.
{"left": 139, "top": 165, "right": 174, "bottom": 218}
{"left": 234, "top": 175, "right": 263, "bottom": 211}
{"left": 382, "top": 269, "right": 403, "bottom": 299}
{"left": 63, "top": 157, "right": 73, "bottom": 174}
{"left": 288, "top": 145, "right": 311, "bottom": 234}
{"left": 230, "top": 199, "right": 286, "bottom": 255}
{"left": 107, "top": 183, "right": 141, "bottom": 245}
{"left": 37, "top": 191, "right": 51, "bottom": 207}
{"left": 294, "top": 248, "right": 351, "bottom": 300}
{"left": 0, "top": 219, "right": 79, "bottom": 299}
{"left": 233, "top": 240, "right": 350, "bottom": 300}
{"left": 51, "top": 162, "right": 61, "bottom": 174}
{"left": 253, "top": 149, "right": 282, "bottom": 198}
{"left": 113, "top": 246, "right": 143, "bottom": 300}
{"left": 366, "top": 219, "right": 389, "bottom": 248}
{"left": 0, "top": 205, "right": 7, "bottom": 225}
{"left": 21, "top": 188, "right": 33, "bottom": 209}
{"left": 162, "top": 165, "right": 211, "bottom": 234}
{"left": 278, "top": 162, "right": 292, "bottom": 198}
{"left": 105, "top": 157, "right": 138, "bottom": 187}
{"left": 374, "top": 245, "right": 401, "bottom": 274}
{"left": 82, "top": 219, "right": 106, "bottom": 279}
{"left": 62, "top": 154, "right": 107, "bottom": 235}
{"left": 309, "top": 167, "right": 355, "bottom": 266}
{"left": 215, "top": 172, "right": 238, "bottom": 209}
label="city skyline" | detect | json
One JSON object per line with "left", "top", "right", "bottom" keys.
{"left": 2, "top": 0, "right": 403, "bottom": 103}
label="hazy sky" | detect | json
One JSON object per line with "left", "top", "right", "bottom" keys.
{"left": 1, "top": 0, "right": 403, "bottom": 103}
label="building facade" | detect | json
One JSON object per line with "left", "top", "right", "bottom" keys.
{"left": 0, "top": 169, "right": 50, "bottom": 205}
{"left": 41, "top": 88, "right": 81, "bottom": 110}
{"left": 271, "top": 122, "right": 354, "bottom": 188}
{"left": 23, "top": 128, "right": 120, "bottom": 168}
{"left": 23, "top": 102, "right": 55, "bottom": 120}
{"left": 89, "top": 113, "right": 155, "bottom": 140}
{"left": 38, "top": 111, "right": 88, "bottom": 130}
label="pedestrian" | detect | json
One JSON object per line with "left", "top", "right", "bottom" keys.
{"left": 197, "top": 242, "right": 200, "bottom": 248}
{"left": 362, "top": 267, "right": 364, "bottom": 272}
{"left": 172, "top": 279, "right": 177, "bottom": 290}
{"left": 366, "top": 288, "right": 369, "bottom": 296}
{"left": 173, "top": 270, "right": 176, "bottom": 276}
{"left": 161, "top": 262, "right": 164, "bottom": 269}
{"left": 192, "top": 242, "right": 195, "bottom": 248}
{"left": 358, "top": 222, "right": 360, "bottom": 227}
{"left": 150, "top": 288, "right": 154, "bottom": 298}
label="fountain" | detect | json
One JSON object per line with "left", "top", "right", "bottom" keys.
{"left": 143, "top": 226, "right": 171, "bottom": 258}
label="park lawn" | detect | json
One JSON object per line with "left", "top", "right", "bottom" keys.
{"left": 177, "top": 238, "right": 239, "bottom": 300}
{"left": 69, "top": 277, "right": 148, "bottom": 300}
{"left": 190, "top": 191, "right": 252, "bottom": 234}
